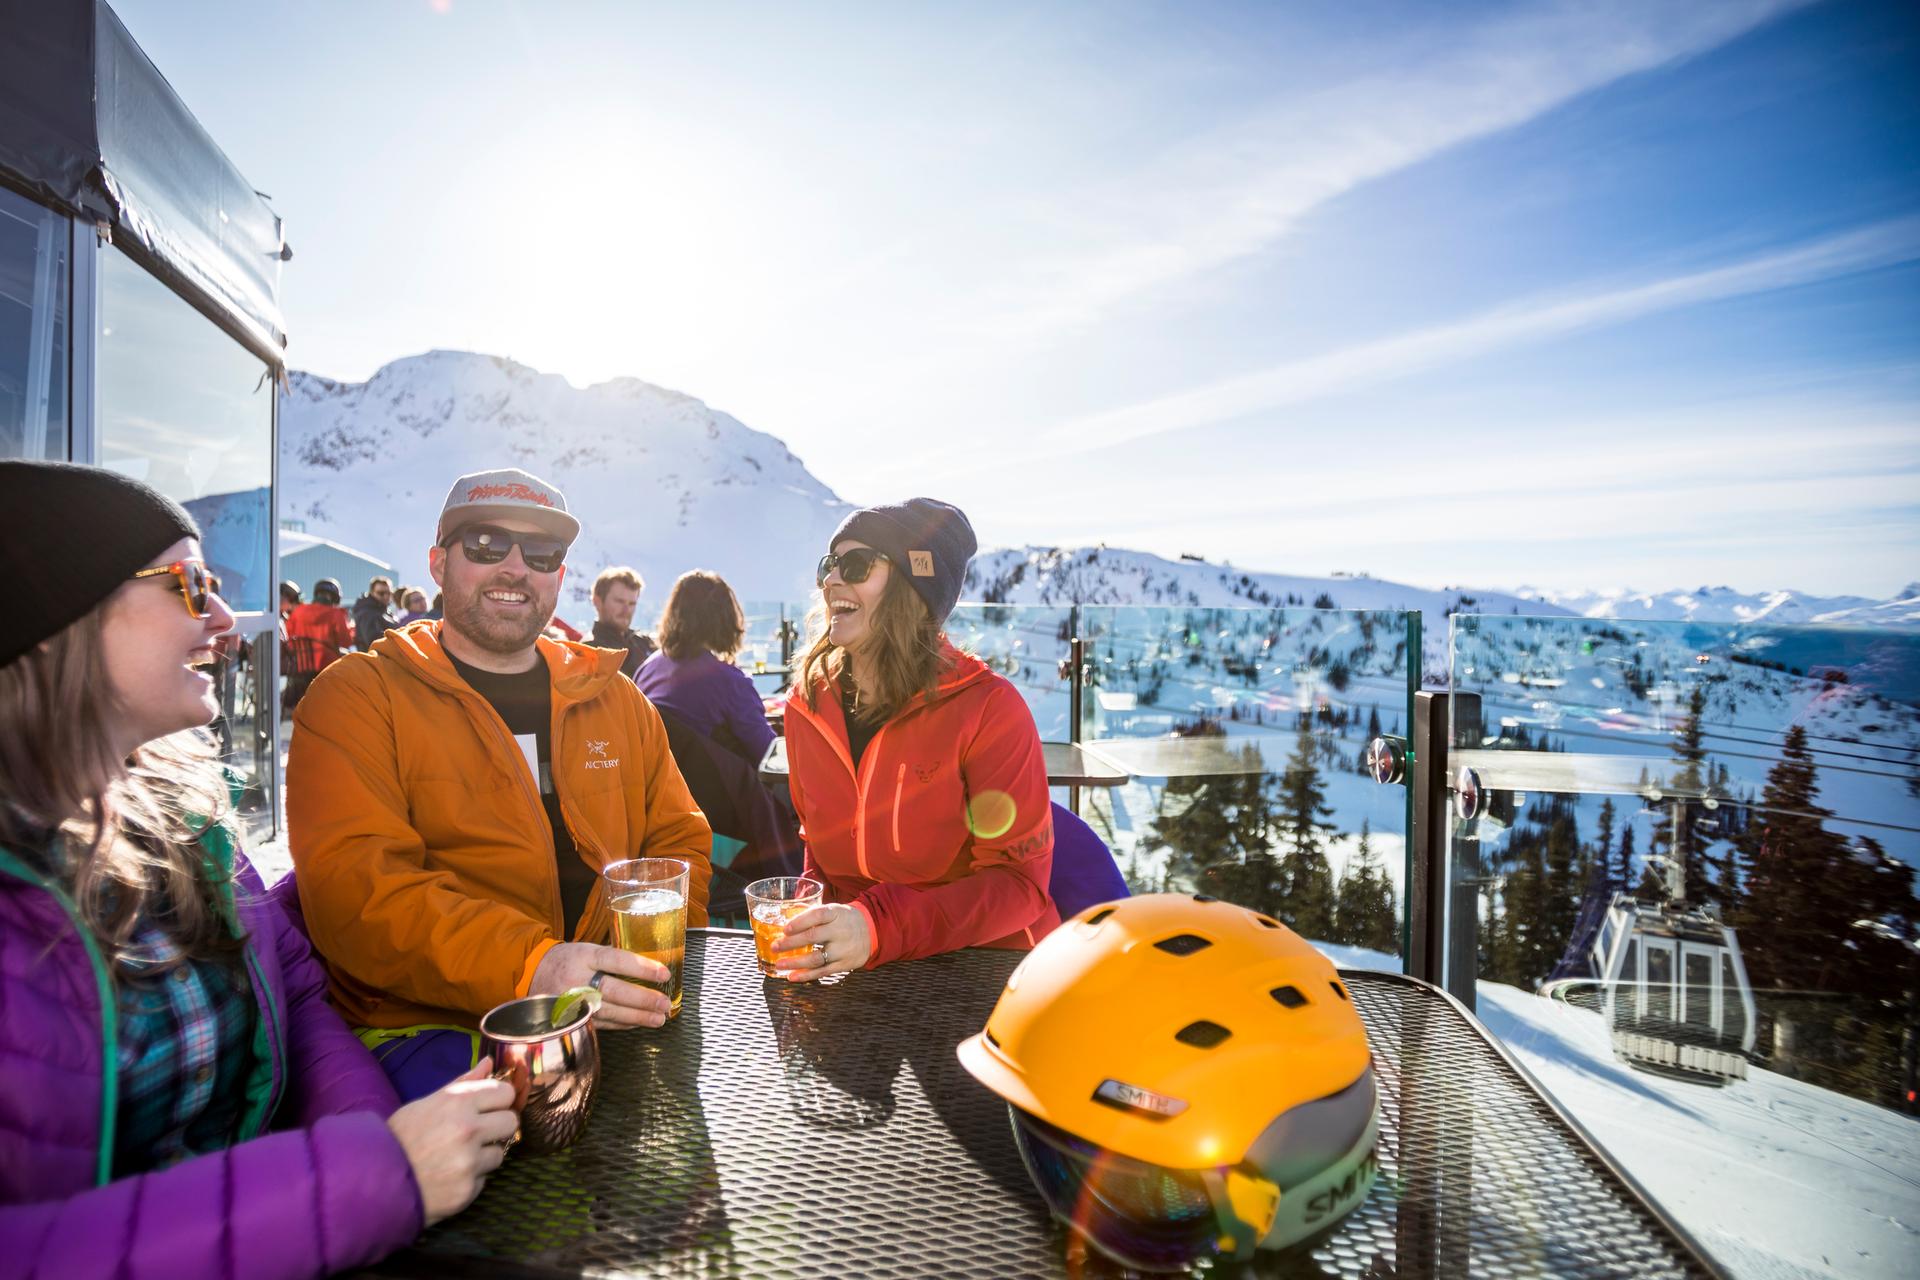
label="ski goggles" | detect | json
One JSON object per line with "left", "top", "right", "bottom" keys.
{"left": 443, "top": 524, "right": 570, "bottom": 573}
{"left": 815, "top": 548, "right": 890, "bottom": 588}
{"left": 1009, "top": 1076, "right": 1380, "bottom": 1269}
{"left": 129, "top": 558, "right": 224, "bottom": 619}
{"left": 1010, "top": 1107, "right": 1224, "bottom": 1271}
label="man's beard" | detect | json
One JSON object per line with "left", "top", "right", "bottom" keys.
{"left": 446, "top": 573, "right": 557, "bottom": 655}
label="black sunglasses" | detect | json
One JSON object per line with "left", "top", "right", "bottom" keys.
{"left": 816, "top": 548, "right": 890, "bottom": 588}
{"left": 444, "top": 524, "right": 570, "bottom": 573}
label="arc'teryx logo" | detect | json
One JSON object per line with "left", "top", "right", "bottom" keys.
{"left": 465, "top": 482, "right": 556, "bottom": 508}
{"left": 584, "top": 739, "right": 619, "bottom": 770}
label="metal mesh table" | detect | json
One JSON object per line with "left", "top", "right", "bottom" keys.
{"left": 375, "top": 932, "right": 1721, "bottom": 1279}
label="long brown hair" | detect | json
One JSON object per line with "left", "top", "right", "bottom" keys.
{"left": 657, "top": 570, "right": 746, "bottom": 660}
{"left": 0, "top": 609, "right": 240, "bottom": 974}
{"left": 794, "top": 568, "right": 948, "bottom": 725}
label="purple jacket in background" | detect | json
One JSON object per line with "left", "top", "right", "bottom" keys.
{"left": 636, "top": 649, "right": 776, "bottom": 763}
{"left": 0, "top": 841, "right": 424, "bottom": 1280}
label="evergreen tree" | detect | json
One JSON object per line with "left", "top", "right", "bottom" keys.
{"left": 1333, "top": 820, "right": 1399, "bottom": 956}
{"left": 1616, "top": 822, "right": 1637, "bottom": 888}
{"left": 1664, "top": 685, "right": 1720, "bottom": 906}
{"left": 1591, "top": 798, "right": 1617, "bottom": 886}
{"left": 1276, "top": 719, "right": 1337, "bottom": 938}
{"left": 1541, "top": 805, "right": 1581, "bottom": 976}
{"left": 1731, "top": 726, "right": 1920, "bottom": 1104}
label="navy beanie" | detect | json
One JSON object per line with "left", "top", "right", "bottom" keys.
{"left": 830, "top": 497, "right": 977, "bottom": 627}
{"left": 0, "top": 460, "right": 201, "bottom": 668}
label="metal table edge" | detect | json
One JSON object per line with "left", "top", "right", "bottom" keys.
{"left": 1340, "top": 968, "right": 1730, "bottom": 1280}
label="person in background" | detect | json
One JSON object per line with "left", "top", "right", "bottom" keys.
{"left": 636, "top": 570, "right": 775, "bottom": 765}
{"left": 288, "top": 467, "right": 714, "bottom": 1101}
{"left": 0, "top": 461, "right": 517, "bottom": 1278}
{"left": 775, "top": 499, "right": 1058, "bottom": 981}
{"left": 280, "top": 579, "right": 302, "bottom": 618}
{"left": 283, "top": 576, "right": 354, "bottom": 712}
{"left": 590, "top": 565, "right": 655, "bottom": 678}
{"left": 396, "top": 585, "right": 432, "bottom": 625}
{"left": 427, "top": 590, "right": 445, "bottom": 621}
{"left": 352, "top": 575, "right": 400, "bottom": 651}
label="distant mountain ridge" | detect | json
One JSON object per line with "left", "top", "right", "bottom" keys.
{"left": 281, "top": 350, "right": 853, "bottom": 603}
{"left": 281, "top": 350, "right": 1916, "bottom": 632}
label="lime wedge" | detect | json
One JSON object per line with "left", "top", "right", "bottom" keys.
{"left": 550, "top": 985, "right": 602, "bottom": 1030}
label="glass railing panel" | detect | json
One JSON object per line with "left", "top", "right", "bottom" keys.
{"left": 214, "top": 625, "right": 277, "bottom": 844}
{"left": 738, "top": 599, "right": 807, "bottom": 696}
{"left": 1078, "top": 606, "right": 1419, "bottom": 971}
{"left": 945, "top": 604, "right": 1073, "bottom": 741}
{"left": 1447, "top": 613, "right": 1920, "bottom": 1278}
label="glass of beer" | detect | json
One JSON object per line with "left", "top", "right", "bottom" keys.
{"left": 604, "top": 858, "right": 690, "bottom": 1018}
{"left": 746, "top": 876, "right": 825, "bottom": 978}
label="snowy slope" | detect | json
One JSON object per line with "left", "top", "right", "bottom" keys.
{"left": 1476, "top": 981, "right": 1920, "bottom": 1280}
{"left": 965, "top": 545, "right": 1568, "bottom": 674}
{"left": 281, "top": 351, "right": 853, "bottom": 606}
{"left": 1518, "top": 583, "right": 1920, "bottom": 629}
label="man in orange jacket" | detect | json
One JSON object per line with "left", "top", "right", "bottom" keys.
{"left": 288, "top": 467, "right": 712, "bottom": 1097}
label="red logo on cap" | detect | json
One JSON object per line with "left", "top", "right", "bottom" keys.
{"left": 464, "top": 482, "right": 555, "bottom": 508}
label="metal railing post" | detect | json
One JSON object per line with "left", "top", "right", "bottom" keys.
{"left": 1408, "top": 690, "right": 1449, "bottom": 987}
{"left": 1066, "top": 605, "right": 1085, "bottom": 814}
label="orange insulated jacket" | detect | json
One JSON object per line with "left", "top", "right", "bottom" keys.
{"left": 288, "top": 621, "right": 713, "bottom": 1029}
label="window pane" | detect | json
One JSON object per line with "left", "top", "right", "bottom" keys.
{"left": 1683, "top": 950, "right": 1714, "bottom": 1031}
{"left": 97, "top": 247, "right": 271, "bottom": 613}
{"left": 0, "top": 187, "right": 69, "bottom": 459}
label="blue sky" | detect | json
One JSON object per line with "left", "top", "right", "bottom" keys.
{"left": 114, "top": 0, "right": 1920, "bottom": 596}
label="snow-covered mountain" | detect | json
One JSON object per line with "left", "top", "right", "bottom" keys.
{"left": 281, "top": 350, "right": 1916, "bottom": 638}
{"left": 964, "top": 545, "right": 1574, "bottom": 676}
{"left": 1515, "top": 582, "right": 1920, "bottom": 629}
{"left": 281, "top": 350, "right": 853, "bottom": 604}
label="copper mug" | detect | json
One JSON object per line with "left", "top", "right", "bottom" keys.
{"left": 479, "top": 993, "right": 601, "bottom": 1154}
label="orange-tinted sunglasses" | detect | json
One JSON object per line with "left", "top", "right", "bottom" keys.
{"left": 128, "top": 558, "right": 224, "bottom": 618}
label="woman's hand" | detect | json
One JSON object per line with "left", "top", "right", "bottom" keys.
{"left": 531, "top": 941, "right": 673, "bottom": 1029}
{"left": 774, "top": 903, "right": 873, "bottom": 981}
{"left": 386, "top": 1059, "right": 520, "bottom": 1226}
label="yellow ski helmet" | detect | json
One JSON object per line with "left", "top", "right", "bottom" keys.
{"left": 957, "top": 893, "right": 1379, "bottom": 1271}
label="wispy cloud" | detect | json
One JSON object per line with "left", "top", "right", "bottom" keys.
{"left": 959, "top": 0, "right": 1812, "bottom": 342}
{"left": 1033, "top": 215, "right": 1920, "bottom": 451}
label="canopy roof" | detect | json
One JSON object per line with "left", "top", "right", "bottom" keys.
{"left": 0, "top": 0, "right": 289, "bottom": 367}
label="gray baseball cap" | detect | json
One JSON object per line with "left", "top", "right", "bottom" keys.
{"left": 437, "top": 467, "right": 580, "bottom": 545}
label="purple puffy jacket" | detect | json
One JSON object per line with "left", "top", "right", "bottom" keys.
{"left": 0, "top": 832, "right": 424, "bottom": 1279}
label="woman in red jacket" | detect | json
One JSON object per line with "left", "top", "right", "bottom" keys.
{"left": 775, "top": 498, "right": 1059, "bottom": 978}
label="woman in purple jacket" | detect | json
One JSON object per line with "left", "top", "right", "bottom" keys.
{"left": 635, "top": 570, "right": 777, "bottom": 764}
{"left": 0, "top": 462, "right": 517, "bottom": 1279}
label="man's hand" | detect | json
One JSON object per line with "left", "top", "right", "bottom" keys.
{"left": 531, "top": 942, "right": 672, "bottom": 1029}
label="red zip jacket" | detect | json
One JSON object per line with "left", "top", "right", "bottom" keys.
{"left": 784, "top": 647, "right": 1059, "bottom": 966}
{"left": 284, "top": 601, "right": 353, "bottom": 675}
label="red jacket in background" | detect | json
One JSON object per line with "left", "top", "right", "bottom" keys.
{"left": 784, "top": 646, "right": 1059, "bottom": 966}
{"left": 285, "top": 601, "right": 354, "bottom": 676}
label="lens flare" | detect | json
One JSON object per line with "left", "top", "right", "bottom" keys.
{"left": 966, "top": 790, "right": 1017, "bottom": 839}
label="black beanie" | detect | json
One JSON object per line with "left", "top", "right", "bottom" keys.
{"left": 0, "top": 460, "right": 201, "bottom": 668}
{"left": 830, "top": 497, "right": 977, "bottom": 627}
